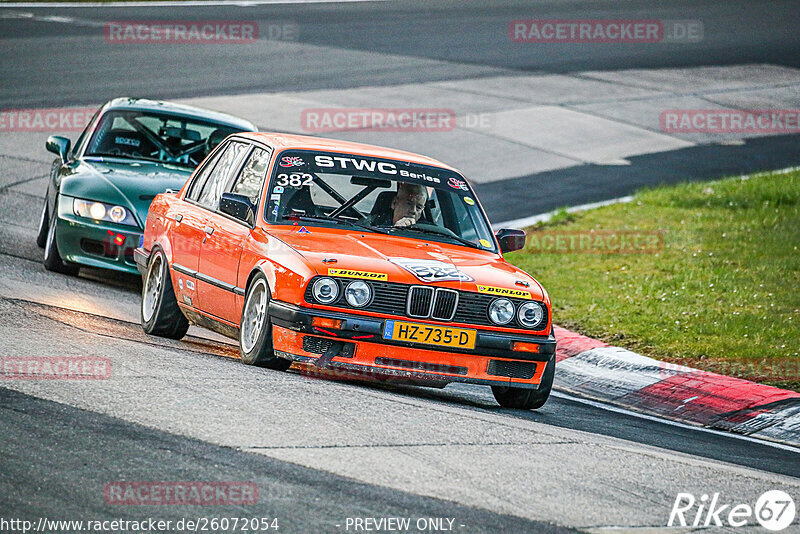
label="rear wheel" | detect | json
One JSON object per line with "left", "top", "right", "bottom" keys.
{"left": 239, "top": 274, "right": 291, "bottom": 370}
{"left": 36, "top": 197, "right": 49, "bottom": 248}
{"left": 141, "top": 248, "right": 189, "bottom": 339}
{"left": 43, "top": 199, "right": 79, "bottom": 275}
{"left": 491, "top": 353, "right": 555, "bottom": 410}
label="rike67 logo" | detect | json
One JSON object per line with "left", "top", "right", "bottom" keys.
{"left": 669, "top": 490, "right": 796, "bottom": 531}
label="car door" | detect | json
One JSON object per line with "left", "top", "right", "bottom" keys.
{"left": 189, "top": 139, "right": 250, "bottom": 320}
{"left": 172, "top": 139, "right": 245, "bottom": 309}
{"left": 198, "top": 144, "right": 272, "bottom": 324}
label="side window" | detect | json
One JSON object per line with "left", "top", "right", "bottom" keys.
{"left": 186, "top": 143, "right": 225, "bottom": 202}
{"left": 441, "top": 193, "right": 476, "bottom": 241}
{"left": 228, "top": 147, "right": 271, "bottom": 208}
{"left": 195, "top": 141, "right": 248, "bottom": 209}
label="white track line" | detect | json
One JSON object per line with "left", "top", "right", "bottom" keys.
{"left": 551, "top": 390, "right": 800, "bottom": 453}
{"left": 0, "top": 0, "right": 387, "bottom": 7}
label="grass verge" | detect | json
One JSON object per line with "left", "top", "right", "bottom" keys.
{"left": 506, "top": 168, "right": 800, "bottom": 391}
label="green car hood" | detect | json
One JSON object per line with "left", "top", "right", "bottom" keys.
{"left": 60, "top": 158, "right": 193, "bottom": 228}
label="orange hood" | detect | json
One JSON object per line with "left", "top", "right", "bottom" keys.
{"left": 266, "top": 226, "right": 546, "bottom": 302}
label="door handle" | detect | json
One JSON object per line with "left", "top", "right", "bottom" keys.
{"left": 204, "top": 226, "right": 214, "bottom": 235}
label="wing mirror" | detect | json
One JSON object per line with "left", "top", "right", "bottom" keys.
{"left": 46, "top": 136, "right": 71, "bottom": 162}
{"left": 219, "top": 192, "right": 255, "bottom": 226}
{"left": 495, "top": 228, "right": 526, "bottom": 253}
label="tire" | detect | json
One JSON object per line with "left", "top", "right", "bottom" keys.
{"left": 36, "top": 197, "right": 49, "bottom": 248}
{"left": 43, "top": 198, "right": 79, "bottom": 275}
{"left": 491, "top": 353, "right": 555, "bottom": 410}
{"left": 239, "top": 274, "right": 291, "bottom": 370}
{"left": 140, "top": 248, "right": 189, "bottom": 340}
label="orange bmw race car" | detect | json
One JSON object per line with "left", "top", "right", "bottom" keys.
{"left": 135, "top": 133, "right": 556, "bottom": 409}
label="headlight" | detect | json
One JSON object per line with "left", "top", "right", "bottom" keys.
{"left": 345, "top": 281, "right": 371, "bottom": 307}
{"left": 73, "top": 198, "right": 137, "bottom": 227}
{"left": 312, "top": 278, "right": 339, "bottom": 304}
{"left": 89, "top": 202, "right": 106, "bottom": 220}
{"left": 518, "top": 301, "right": 545, "bottom": 328}
{"left": 488, "top": 298, "right": 514, "bottom": 325}
{"left": 108, "top": 205, "right": 127, "bottom": 223}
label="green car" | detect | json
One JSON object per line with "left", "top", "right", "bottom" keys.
{"left": 39, "top": 98, "right": 256, "bottom": 276}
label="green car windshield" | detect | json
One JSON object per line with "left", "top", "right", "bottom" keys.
{"left": 84, "top": 110, "right": 241, "bottom": 169}
{"left": 265, "top": 150, "right": 497, "bottom": 252}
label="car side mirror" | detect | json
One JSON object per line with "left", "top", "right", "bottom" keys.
{"left": 496, "top": 228, "right": 526, "bottom": 253}
{"left": 46, "top": 136, "right": 71, "bottom": 162}
{"left": 219, "top": 192, "right": 255, "bottom": 225}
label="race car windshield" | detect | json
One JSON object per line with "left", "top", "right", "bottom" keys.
{"left": 265, "top": 150, "right": 497, "bottom": 252}
{"left": 84, "top": 110, "right": 241, "bottom": 169}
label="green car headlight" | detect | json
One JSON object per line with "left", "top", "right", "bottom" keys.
{"left": 73, "top": 198, "right": 137, "bottom": 227}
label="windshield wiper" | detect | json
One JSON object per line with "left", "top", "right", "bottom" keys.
{"left": 284, "top": 214, "right": 390, "bottom": 234}
{"left": 348, "top": 220, "right": 391, "bottom": 235}
{"left": 394, "top": 226, "right": 483, "bottom": 249}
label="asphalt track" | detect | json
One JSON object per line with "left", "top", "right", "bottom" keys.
{"left": 1, "top": 1, "right": 799, "bottom": 532}
{"left": 2, "top": 0, "right": 800, "bottom": 106}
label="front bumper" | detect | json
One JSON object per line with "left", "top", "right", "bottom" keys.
{"left": 55, "top": 214, "right": 142, "bottom": 275}
{"left": 270, "top": 301, "right": 556, "bottom": 389}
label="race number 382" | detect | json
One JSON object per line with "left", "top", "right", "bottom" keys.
{"left": 275, "top": 173, "right": 313, "bottom": 187}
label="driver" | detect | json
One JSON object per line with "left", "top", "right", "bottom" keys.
{"left": 373, "top": 183, "right": 427, "bottom": 227}
{"left": 206, "top": 128, "right": 228, "bottom": 152}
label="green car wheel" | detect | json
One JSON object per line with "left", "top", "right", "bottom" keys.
{"left": 36, "top": 197, "right": 49, "bottom": 249}
{"left": 43, "top": 199, "right": 79, "bottom": 276}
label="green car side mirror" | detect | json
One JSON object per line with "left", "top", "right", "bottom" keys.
{"left": 46, "top": 135, "right": 71, "bottom": 162}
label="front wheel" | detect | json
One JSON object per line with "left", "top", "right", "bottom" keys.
{"left": 141, "top": 248, "right": 189, "bottom": 339}
{"left": 239, "top": 274, "right": 291, "bottom": 370}
{"left": 43, "top": 201, "right": 79, "bottom": 275}
{"left": 36, "top": 197, "right": 49, "bottom": 248}
{"left": 491, "top": 353, "right": 555, "bottom": 410}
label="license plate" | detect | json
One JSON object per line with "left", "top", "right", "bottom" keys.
{"left": 382, "top": 320, "right": 476, "bottom": 349}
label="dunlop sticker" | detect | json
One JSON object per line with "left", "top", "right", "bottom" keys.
{"left": 477, "top": 285, "right": 531, "bottom": 299}
{"left": 328, "top": 268, "right": 388, "bottom": 281}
